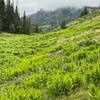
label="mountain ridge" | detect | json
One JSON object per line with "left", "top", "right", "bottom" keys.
{"left": 30, "top": 7, "right": 82, "bottom": 26}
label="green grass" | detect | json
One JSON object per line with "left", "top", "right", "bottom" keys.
{"left": 0, "top": 10, "right": 100, "bottom": 100}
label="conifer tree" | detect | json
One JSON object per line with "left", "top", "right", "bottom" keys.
{"left": 5, "top": 0, "right": 11, "bottom": 32}
{"left": 22, "top": 11, "right": 27, "bottom": 34}
{"left": 10, "top": 2, "right": 15, "bottom": 32}
{"left": 15, "top": 5, "right": 21, "bottom": 33}
{"left": 34, "top": 24, "right": 40, "bottom": 33}
{"left": 4, "top": 0, "right": 16, "bottom": 33}
{"left": 80, "top": 7, "right": 88, "bottom": 17}
{"left": 0, "top": 0, "right": 5, "bottom": 31}
{"left": 60, "top": 19, "right": 66, "bottom": 29}
{"left": 0, "top": 0, "right": 33, "bottom": 34}
{"left": 26, "top": 17, "right": 32, "bottom": 34}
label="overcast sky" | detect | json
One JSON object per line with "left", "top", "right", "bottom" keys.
{"left": 6, "top": 0, "right": 100, "bottom": 15}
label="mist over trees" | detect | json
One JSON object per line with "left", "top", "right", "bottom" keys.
{"left": 80, "top": 7, "right": 88, "bottom": 17}
{"left": 0, "top": 0, "right": 39, "bottom": 34}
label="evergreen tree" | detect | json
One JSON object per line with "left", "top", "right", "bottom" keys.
{"left": 34, "top": 24, "right": 40, "bottom": 33}
{"left": 0, "top": 0, "right": 5, "bottom": 31}
{"left": 60, "top": 19, "right": 66, "bottom": 29}
{"left": 0, "top": 15, "right": 1, "bottom": 32}
{"left": 15, "top": 5, "right": 21, "bottom": 33}
{"left": 0, "top": 0, "right": 33, "bottom": 34}
{"left": 10, "top": 2, "right": 16, "bottom": 32}
{"left": 22, "top": 11, "right": 27, "bottom": 34}
{"left": 4, "top": 0, "right": 17, "bottom": 33}
{"left": 5, "top": 0, "right": 11, "bottom": 32}
{"left": 80, "top": 7, "right": 88, "bottom": 17}
{"left": 26, "top": 17, "right": 32, "bottom": 34}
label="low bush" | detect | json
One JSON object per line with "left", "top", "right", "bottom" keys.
{"left": 0, "top": 85, "right": 43, "bottom": 100}
{"left": 47, "top": 74, "right": 72, "bottom": 96}
{"left": 88, "top": 84, "right": 100, "bottom": 100}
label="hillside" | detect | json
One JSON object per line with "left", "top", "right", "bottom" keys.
{"left": 0, "top": 9, "right": 100, "bottom": 100}
{"left": 30, "top": 8, "right": 82, "bottom": 30}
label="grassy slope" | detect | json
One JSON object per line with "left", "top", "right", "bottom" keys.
{"left": 0, "top": 10, "right": 100, "bottom": 100}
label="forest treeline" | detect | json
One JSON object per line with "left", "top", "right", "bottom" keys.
{"left": 0, "top": 0, "right": 90, "bottom": 34}
{"left": 0, "top": 0, "right": 40, "bottom": 34}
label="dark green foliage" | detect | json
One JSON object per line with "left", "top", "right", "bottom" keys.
{"left": 0, "top": 0, "right": 5, "bottom": 31}
{"left": 5, "top": 0, "right": 12, "bottom": 32}
{"left": 21, "top": 12, "right": 33, "bottom": 34}
{"left": 60, "top": 19, "right": 66, "bottom": 29}
{"left": 78, "top": 39, "right": 97, "bottom": 47}
{"left": 0, "top": 0, "right": 37, "bottom": 34}
{"left": 86, "top": 67, "right": 100, "bottom": 85}
{"left": 14, "top": 6, "right": 21, "bottom": 33}
{"left": 72, "top": 73, "right": 83, "bottom": 90}
{"left": 80, "top": 7, "right": 88, "bottom": 17}
{"left": 34, "top": 24, "right": 41, "bottom": 33}
{"left": 22, "top": 11, "right": 27, "bottom": 34}
{"left": 1, "top": 0, "right": 19, "bottom": 33}
{"left": 88, "top": 84, "right": 100, "bottom": 100}
{"left": 47, "top": 74, "right": 72, "bottom": 96}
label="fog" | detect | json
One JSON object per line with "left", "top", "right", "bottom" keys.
{"left": 5, "top": 0, "right": 100, "bottom": 15}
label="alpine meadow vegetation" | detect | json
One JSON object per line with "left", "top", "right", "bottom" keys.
{"left": 0, "top": 5, "right": 100, "bottom": 100}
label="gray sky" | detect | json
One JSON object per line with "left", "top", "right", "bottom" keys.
{"left": 6, "top": 0, "right": 100, "bottom": 15}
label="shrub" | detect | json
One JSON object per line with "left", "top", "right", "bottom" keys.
{"left": 86, "top": 67, "right": 100, "bottom": 85}
{"left": 78, "top": 39, "right": 97, "bottom": 47}
{"left": 22, "top": 73, "right": 48, "bottom": 89}
{"left": 72, "top": 73, "right": 83, "bottom": 90}
{"left": 47, "top": 74, "right": 72, "bottom": 96}
{"left": 88, "top": 84, "right": 100, "bottom": 100}
{"left": 77, "top": 51, "right": 87, "bottom": 60}
{"left": 0, "top": 85, "right": 43, "bottom": 100}
{"left": 87, "top": 52, "right": 98, "bottom": 63}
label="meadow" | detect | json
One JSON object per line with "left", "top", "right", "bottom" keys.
{"left": 0, "top": 10, "right": 100, "bottom": 100}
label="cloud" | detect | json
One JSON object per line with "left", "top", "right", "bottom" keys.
{"left": 5, "top": 0, "right": 100, "bottom": 15}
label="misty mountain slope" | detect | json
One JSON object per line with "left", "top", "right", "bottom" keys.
{"left": 30, "top": 7, "right": 82, "bottom": 26}
{"left": 0, "top": 9, "right": 100, "bottom": 100}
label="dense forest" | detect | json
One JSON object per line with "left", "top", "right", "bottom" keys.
{"left": 0, "top": 0, "right": 90, "bottom": 34}
{"left": 0, "top": 0, "right": 40, "bottom": 34}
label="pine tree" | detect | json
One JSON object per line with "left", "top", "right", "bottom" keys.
{"left": 15, "top": 5, "right": 21, "bottom": 33}
{"left": 0, "top": 0, "right": 32, "bottom": 34}
{"left": 22, "top": 11, "right": 27, "bottom": 34}
{"left": 10, "top": 2, "right": 16, "bottom": 32}
{"left": 5, "top": 0, "right": 11, "bottom": 32}
{"left": 0, "top": 0, "right": 5, "bottom": 31}
{"left": 0, "top": 15, "right": 1, "bottom": 32}
{"left": 80, "top": 7, "right": 88, "bottom": 17}
{"left": 4, "top": 0, "right": 16, "bottom": 33}
{"left": 26, "top": 17, "right": 32, "bottom": 34}
{"left": 60, "top": 19, "right": 66, "bottom": 29}
{"left": 34, "top": 24, "right": 40, "bottom": 33}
